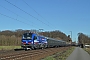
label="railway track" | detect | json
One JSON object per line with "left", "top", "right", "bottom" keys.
{"left": 0, "top": 47, "right": 69, "bottom": 60}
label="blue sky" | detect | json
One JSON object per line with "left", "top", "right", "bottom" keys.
{"left": 0, "top": 0, "right": 90, "bottom": 42}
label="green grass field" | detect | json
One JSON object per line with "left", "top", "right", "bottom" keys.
{"left": 0, "top": 46, "right": 21, "bottom": 50}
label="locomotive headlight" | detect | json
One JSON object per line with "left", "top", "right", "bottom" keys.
{"left": 31, "top": 41, "right": 33, "bottom": 44}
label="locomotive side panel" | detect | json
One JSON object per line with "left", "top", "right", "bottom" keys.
{"left": 21, "top": 33, "right": 48, "bottom": 50}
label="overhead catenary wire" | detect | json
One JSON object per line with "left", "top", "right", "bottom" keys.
{"left": 4, "top": 0, "right": 52, "bottom": 29}
{"left": 0, "top": 4, "right": 38, "bottom": 28}
{"left": 0, "top": 12, "right": 38, "bottom": 29}
{"left": 22, "top": 0, "right": 40, "bottom": 16}
{"left": 22, "top": 0, "right": 57, "bottom": 29}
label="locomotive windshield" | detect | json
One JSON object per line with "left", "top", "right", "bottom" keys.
{"left": 23, "top": 33, "right": 32, "bottom": 39}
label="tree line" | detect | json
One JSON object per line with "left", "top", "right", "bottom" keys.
{"left": 78, "top": 33, "right": 90, "bottom": 45}
{"left": 0, "top": 29, "right": 71, "bottom": 46}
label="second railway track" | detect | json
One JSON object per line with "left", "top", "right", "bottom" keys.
{"left": 0, "top": 47, "right": 70, "bottom": 60}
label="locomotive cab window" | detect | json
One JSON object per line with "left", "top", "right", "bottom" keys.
{"left": 33, "top": 36, "right": 37, "bottom": 40}
{"left": 23, "top": 33, "right": 32, "bottom": 39}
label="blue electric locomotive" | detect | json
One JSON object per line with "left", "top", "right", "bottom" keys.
{"left": 21, "top": 32, "right": 47, "bottom": 50}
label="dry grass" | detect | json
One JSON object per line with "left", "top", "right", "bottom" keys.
{"left": 0, "top": 46, "right": 21, "bottom": 50}
{"left": 42, "top": 47, "right": 75, "bottom": 60}
{"left": 84, "top": 48, "right": 90, "bottom": 54}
